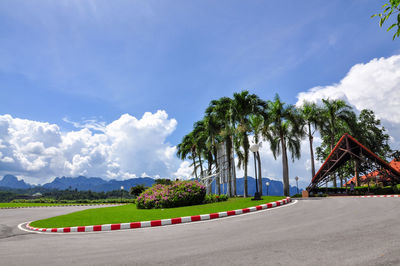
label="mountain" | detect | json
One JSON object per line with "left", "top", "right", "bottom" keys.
{"left": 42, "top": 176, "right": 155, "bottom": 192}
{"left": 0, "top": 174, "right": 300, "bottom": 195}
{"left": 0, "top": 175, "right": 31, "bottom": 189}
{"left": 211, "top": 177, "right": 300, "bottom": 196}
{"left": 91, "top": 177, "right": 155, "bottom": 192}
{"left": 42, "top": 176, "right": 108, "bottom": 191}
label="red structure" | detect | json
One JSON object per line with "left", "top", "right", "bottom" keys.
{"left": 345, "top": 159, "right": 400, "bottom": 186}
{"left": 307, "top": 133, "right": 400, "bottom": 190}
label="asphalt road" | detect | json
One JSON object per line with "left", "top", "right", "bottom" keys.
{"left": 1, "top": 198, "right": 399, "bottom": 266}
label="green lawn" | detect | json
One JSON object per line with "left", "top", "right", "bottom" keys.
{"left": 30, "top": 196, "right": 285, "bottom": 228}
{"left": 0, "top": 203, "right": 115, "bottom": 208}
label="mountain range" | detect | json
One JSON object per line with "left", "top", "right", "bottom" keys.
{"left": 0, "top": 174, "right": 300, "bottom": 196}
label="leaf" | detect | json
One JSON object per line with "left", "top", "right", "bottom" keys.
{"left": 387, "top": 23, "right": 397, "bottom": 31}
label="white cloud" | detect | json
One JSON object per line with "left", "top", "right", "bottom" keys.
{"left": 0, "top": 111, "right": 180, "bottom": 184}
{"left": 173, "top": 161, "right": 193, "bottom": 180}
{"left": 297, "top": 55, "right": 400, "bottom": 140}
{"left": 295, "top": 54, "right": 400, "bottom": 186}
{"left": 236, "top": 55, "right": 400, "bottom": 190}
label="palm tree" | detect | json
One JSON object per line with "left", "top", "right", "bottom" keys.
{"left": 204, "top": 111, "right": 223, "bottom": 194}
{"left": 176, "top": 132, "right": 198, "bottom": 179}
{"left": 206, "top": 97, "right": 235, "bottom": 197}
{"left": 192, "top": 120, "right": 208, "bottom": 179}
{"left": 263, "top": 94, "right": 302, "bottom": 196}
{"left": 320, "top": 99, "right": 354, "bottom": 187}
{"left": 232, "top": 90, "right": 266, "bottom": 197}
{"left": 249, "top": 114, "right": 266, "bottom": 195}
{"left": 298, "top": 102, "right": 322, "bottom": 180}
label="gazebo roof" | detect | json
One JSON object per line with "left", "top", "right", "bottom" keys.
{"left": 307, "top": 133, "right": 400, "bottom": 190}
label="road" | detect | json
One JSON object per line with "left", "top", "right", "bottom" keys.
{"left": 1, "top": 198, "right": 399, "bottom": 266}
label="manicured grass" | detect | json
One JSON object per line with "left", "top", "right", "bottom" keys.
{"left": 0, "top": 203, "right": 113, "bottom": 208}
{"left": 30, "top": 196, "right": 285, "bottom": 228}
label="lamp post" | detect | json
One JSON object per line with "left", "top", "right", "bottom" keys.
{"left": 120, "top": 185, "right": 124, "bottom": 203}
{"left": 295, "top": 176, "right": 299, "bottom": 194}
{"left": 266, "top": 182, "right": 270, "bottom": 196}
{"left": 250, "top": 143, "right": 261, "bottom": 200}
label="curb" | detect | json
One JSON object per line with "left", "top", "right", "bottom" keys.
{"left": 1, "top": 203, "right": 125, "bottom": 209}
{"left": 360, "top": 195, "right": 400, "bottom": 198}
{"left": 25, "top": 197, "right": 291, "bottom": 233}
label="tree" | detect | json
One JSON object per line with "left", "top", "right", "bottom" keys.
{"left": 249, "top": 114, "right": 267, "bottom": 195}
{"left": 372, "top": 0, "right": 400, "bottom": 40}
{"left": 192, "top": 120, "right": 208, "bottom": 179}
{"left": 316, "top": 108, "right": 392, "bottom": 187}
{"left": 129, "top": 184, "right": 147, "bottom": 197}
{"left": 298, "top": 102, "right": 322, "bottom": 180}
{"left": 155, "top": 179, "right": 172, "bottom": 186}
{"left": 263, "top": 94, "right": 302, "bottom": 196}
{"left": 352, "top": 109, "right": 392, "bottom": 159}
{"left": 204, "top": 108, "right": 223, "bottom": 194}
{"left": 319, "top": 99, "right": 354, "bottom": 187}
{"left": 176, "top": 132, "right": 198, "bottom": 179}
{"left": 349, "top": 109, "right": 393, "bottom": 184}
{"left": 231, "top": 91, "right": 265, "bottom": 197}
{"left": 206, "top": 97, "right": 235, "bottom": 197}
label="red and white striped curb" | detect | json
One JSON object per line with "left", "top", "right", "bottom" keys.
{"left": 360, "top": 195, "right": 399, "bottom": 198}
{"left": 25, "top": 197, "right": 291, "bottom": 233}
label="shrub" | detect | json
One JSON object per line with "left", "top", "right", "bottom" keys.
{"left": 374, "top": 186, "right": 394, "bottom": 195}
{"left": 129, "top": 184, "right": 147, "bottom": 198}
{"left": 394, "top": 184, "right": 400, "bottom": 194}
{"left": 203, "top": 194, "right": 228, "bottom": 204}
{"left": 155, "top": 179, "right": 173, "bottom": 186}
{"left": 136, "top": 181, "right": 206, "bottom": 209}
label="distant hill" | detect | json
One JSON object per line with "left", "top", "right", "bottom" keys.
{"left": 0, "top": 175, "right": 31, "bottom": 189}
{"left": 42, "top": 176, "right": 108, "bottom": 191}
{"left": 212, "top": 177, "right": 299, "bottom": 196}
{"left": 42, "top": 176, "right": 155, "bottom": 192}
{"left": 0, "top": 174, "right": 300, "bottom": 195}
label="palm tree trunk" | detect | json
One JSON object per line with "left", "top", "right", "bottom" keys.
{"left": 339, "top": 173, "right": 343, "bottom": 188}
{"left": 243, "top": 133, "right": 249, "bottom": 198}
{"left": 231, "top": 136, "right": 237, "bottom": 197}
{"left": 354, "top": 160, "right": 360, "bottom": 187}
{"left": 198, "top": 154, "right": 204, "bottom": 179}
{"left": 308, "top": 123, "right": 316, "bottom": 179}
{"left": 213, "top": 145, "right": 221, "bottom": 195}
{"left": 226, "top": 139, "right": 233, "bottom": 197}
{"left": 192, "top": 156, "right": 198, "bottom": 180}
{"left": 244, "top": 159, "right": 248, "bottom": 198}
{"left": 232, "top": 158, "right": 237, "bottom": 196}
{"left": 330, "top": 139, "right": 337, "bottom": 187}
{"left": 257, "top": 151, "right": 262, "bottom": 195}
{"left": 207, "top": 152, "right": 212, "bottom": 195}
{"left": 281, "top": 136, "right": 290, "bottom": 197}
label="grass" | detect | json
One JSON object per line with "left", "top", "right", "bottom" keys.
{"left": 0, "top": 202, "right": 114, "bottom": 208}
{"left": 30, "top": 196, "right": 285, "bottom": 228}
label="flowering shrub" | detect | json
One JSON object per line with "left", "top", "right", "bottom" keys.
{"left": 136, "top": 181, "right": 206, "bottom": 209}
{"left": 203, "top": 194, "right": 228, "bottom": 204}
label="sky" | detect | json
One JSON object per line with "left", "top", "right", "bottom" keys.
{"left": 0, "top": 0, "right": 399, "bottom": 188}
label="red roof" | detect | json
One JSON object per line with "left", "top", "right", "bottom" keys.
{"left": 345, "top": 159, "right": 400, "bottom": 186}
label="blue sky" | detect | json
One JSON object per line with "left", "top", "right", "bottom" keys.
{"left": 1, "top": 0, "right": 400, "bottom": 186}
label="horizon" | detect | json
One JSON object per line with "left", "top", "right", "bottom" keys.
{"left": 1, "top": 1, "right": 400, "bottom": 189}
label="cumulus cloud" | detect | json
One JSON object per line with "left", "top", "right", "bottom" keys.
{"left": 172, "top": 161, "right": 193, "bottom": 180}
{"left": 0, "top": 111, "right": 182, "bottom": 184}
{"left": 217, "top": 55, "right": 400, "bottom": 190}
{"left": 295, "top": 54, "right": 400, "bottom": 186}
{"left": 297, "top": 55, "right": 400, "bottom": 142}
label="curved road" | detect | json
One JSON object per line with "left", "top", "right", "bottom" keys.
{"left": 1, "top": 198, "right": 399, "bottom": 266}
